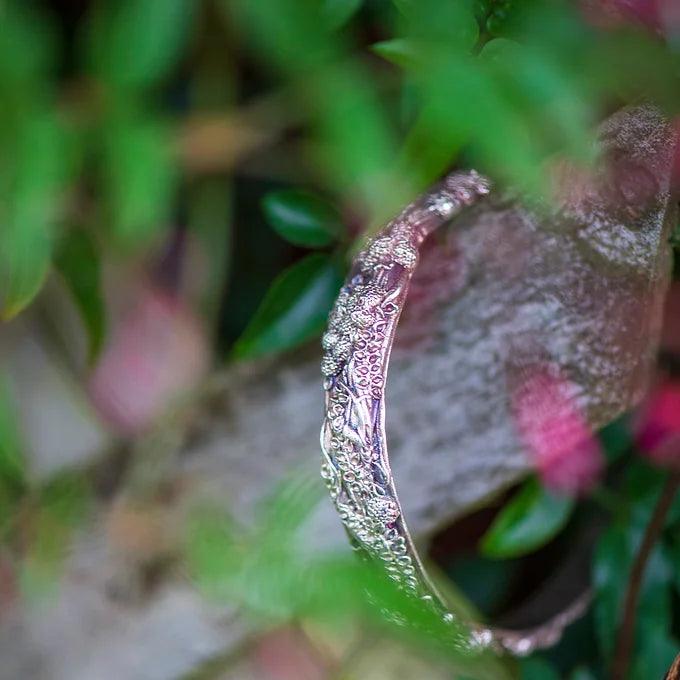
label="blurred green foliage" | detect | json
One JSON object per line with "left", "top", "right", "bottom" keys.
{"left": 520, "top": 657, "right": 561, "bottom": 680}
{"left": 0, "top": 0, "right": 677, "bottom": 344}
{"left": 185, "top": 474, "right": 511, "bottom": 680}
{"left": 569, "top": 669, "right": 598, "bottom": 680}
{"left": 232, "top": 252, "right": 344, "bottom": 359}
{"left": 262, "top": 190, "right": 344, "bottom": 248}
{"left": 593, "top": 462, "right": 680, "bottom": 675}
{"left": 0, "top": 374, "right": 92, "bottom": 600}
{"left": 0, "top": 376, "right": 27, "bottom": 532}
{"left": 20, "top": 470, "right": 92, "bottom": 599}
{"left": 84, "top": 0, "right": 196, "bottom": 89}
{"left": 0, "top": 112, "right": 71, "bottom": 319}
{"left": 55, "top": 228, "right": 105, "bottom": 361}
{"left": 231, "top": 189, "right": 347, "bottom": 357}
{"left": 101, "top": 114, "right": 177, "bottom": 245}
{"left": 480, "top": 477, "right": 574, "bottom": 559}
{"left": 178, "top": 435, "right": 680, "bottom": 677}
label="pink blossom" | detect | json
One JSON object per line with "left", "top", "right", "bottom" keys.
{"left": 89, "top": 284, "right": 208, "bottom": 436}
{"left": 636, "top": 379, "right": 680, "bottom": 468}
{"left": 509, "top": 364, "right": 604, "bottom": 495}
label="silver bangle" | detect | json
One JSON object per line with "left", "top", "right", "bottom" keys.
{"left": 319, "top": 171, "right": 588, "bottom": 655}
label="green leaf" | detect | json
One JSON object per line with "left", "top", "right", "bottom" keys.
{"left": 480, "top": 477, "right": 574, "bottom": 559}
{"left": 0, "top": 1, "right": 58, "bottom": 87}
{"left": 84, "top": 0, "right": 196, "bottom": 89}
{"left": 593, "top": 474, "right": 679, "bottom": 674}
{"left": 372, "top": 38, "right": 423, "bottom": 69}
{"left": 21, "top": 471, "right": 91, "bottom": 600}
{"left": 400, "top": 51, "right": 547, "bottom": 195}
{"left": 188, "top": 178, "right": 233, "bottom": 329}
{"left": 593, "top": 523, "right": 673, "bottom": 663}
{"left": 630, "top": 631, "right": 679, "bottom": 680}
{"left": 670, "top": 219, "right": 680, "bottom": 249}
{"left": 395, "top": 0, "right": 479, "bottom": 52}
{"left": 225, "top": 0, "right": 398, "bottom": 211}
{"left": 597, "top": 415, "right": 632, "bottom": 464}
{"left": 185, "top": 474, "right": 511, "bottom": 679}
{"left": 667, "top": 538, "right": 680, "bottom": 596}
{"left": 262, "top": 190, "right": 343, "bottom": 248}
{"left": 40, "top": 471, "right": 91, "bottom": 529}
{"left": 592, "top": 525, "right": 628, "bottom": 662}
{"left": 0, "top": 376, "right": 27, "bottom": 497}
{"left": 185, "top": 506, "right": 242, "bottom": 601}
{"left": 102, "top": 115, "right": 176, "bottom": 244}
{"left": 232, "top": 253, "right": 344, "bottom": 359}
{"left": 624, "top": 462, "right": 680, "bottom": 528}
{"left": 0, "top": 218, "right": 51, "bottom": 320}
{"left": 322, "top": 0, "right": 363, "bottom": 29}
{"left": 376, "top": 2, "right": 479, "bottom": 68}
{"left": 258, "top": 472, "right": 324, "bottom": 539}
{"left": 479, "top": 39, "right": 595, "bottom": 165}
{"left": 20, "top": 510, "right": 69, "bottom": 599}
{"left": 448, "top": 555, "right": 519, "bottom": 615}
{"left": 568, "top": 668, "right": 597, "bottom": 680}
{"left": 0, "top": 377, "right": 25, "bottom": 541}
{"left": 520, "top": 657, "right": 560, "bottom": 680}
{"left": 0, "top": 113, "right": 69, "bottom": 318}
{"left": 226, "top": 0, "right": 335, "bottom": 73}
{"left": 55, "top": 229, "right": 106, "bottom": 362}
{"left": 311, "top": 63, "right": 400, "bottom": 208}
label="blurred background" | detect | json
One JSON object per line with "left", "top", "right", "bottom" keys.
{"left": 0, "top": 0, "right": 680, "bottom": 678}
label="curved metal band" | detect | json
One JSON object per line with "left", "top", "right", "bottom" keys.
{"left": 319, "top": 171, "right": 586, "bottom": 656}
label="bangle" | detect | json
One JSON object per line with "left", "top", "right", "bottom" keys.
{"left": 319, "top": 171, "right": 588, "bottom": 655}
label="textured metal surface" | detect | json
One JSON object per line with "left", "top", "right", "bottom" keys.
{"left": 320, "top": 172, "right": 492, "bottom": 649}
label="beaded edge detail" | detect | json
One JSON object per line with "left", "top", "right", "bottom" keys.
{"left": 319, "top": 171, "right": 491, "bottom": 647}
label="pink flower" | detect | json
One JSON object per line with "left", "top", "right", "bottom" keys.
{"left": 635, "top": 379, "right": 680, "bottom": 468}
{"left": 509, "top": 364, "right": 604, "bottom": 495}
{"left": 89, "top": 284, "right": 208, "bottom": 436}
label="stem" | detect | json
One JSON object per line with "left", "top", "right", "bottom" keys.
{"left": 612, "top": 471, "right": 680, "bottom": 680}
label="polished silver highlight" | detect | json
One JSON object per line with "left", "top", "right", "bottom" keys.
{"left": 319, "top": 170, "right": 596, "bottom": 656}
{"left": 320, "top": 171, "right": 494, "bottom": 651}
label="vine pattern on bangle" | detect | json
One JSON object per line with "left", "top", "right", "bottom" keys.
{"left": 319, "top": 171, "right": 492, "bottom": 650}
